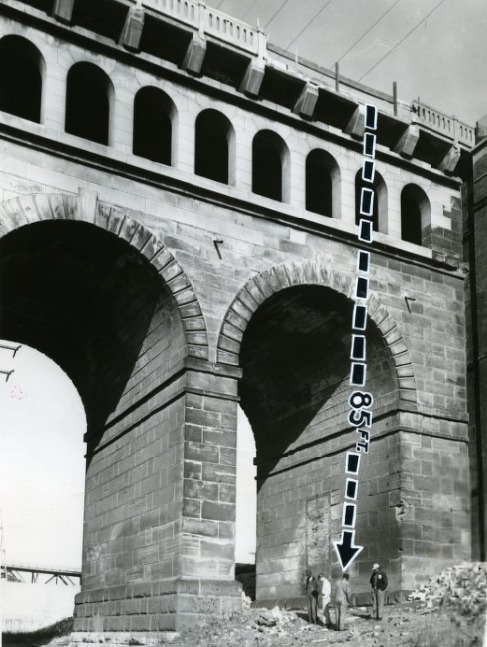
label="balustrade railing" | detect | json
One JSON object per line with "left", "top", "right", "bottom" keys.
{"left": 140, "top": 0, "right": 198, "bottom": 27}
{"left": 411, "top": 100, "right": 474, "bottom": 147}
{"left": 129, "top": 3, "right": 475, "bottom": 148}
{"left": 138, "top": 0, "right": 266, "bottom": 56}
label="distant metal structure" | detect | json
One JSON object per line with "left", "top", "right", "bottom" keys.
{"left": 4, "top": 562, "right": 81, "bottom": 585}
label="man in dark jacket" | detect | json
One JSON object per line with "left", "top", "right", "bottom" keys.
{"left": 370, "top": 563, "right": 388, "bottom": 620}
{"left": 304, "top": 569, "right": 318, "bottom": 624}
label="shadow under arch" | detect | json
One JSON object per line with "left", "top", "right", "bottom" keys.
{"left": 0, "top": 193, "right": 210, "bottom": 457}
{"left": 238, "top": 283, "right": 402, "bottom": 481}
{"left": 0, "top": 219, "right": 188, "bottom": 449}
{"left": 217, "top": 261, "right": 417, "bottom": 411}
{"left": 0, "top": 192, "right": 209, "bottom": 367}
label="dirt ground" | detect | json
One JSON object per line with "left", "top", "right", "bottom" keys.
{"left": 169, "top": 601, "right": 486, "bottom": 647}
{"left": 3, "top": 601, "right": 485, "bottom": 647}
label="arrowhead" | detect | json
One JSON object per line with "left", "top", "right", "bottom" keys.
{"left": 333, "top": 530, "right": 363, "bottom": 571}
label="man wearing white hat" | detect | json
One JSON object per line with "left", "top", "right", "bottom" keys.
{"left": 370, "top": 563, "right": 388, "bottom": 620}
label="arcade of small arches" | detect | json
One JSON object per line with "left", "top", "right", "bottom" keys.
{"left": 0, "top": 33, "right": 431, "bottom": 247}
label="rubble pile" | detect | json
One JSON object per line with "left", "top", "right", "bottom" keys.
{"left": 408, "top": 562, "right": 487, "bottom": 620}
{"left": 254, "top": 606, "right": 308, "bottom": 635}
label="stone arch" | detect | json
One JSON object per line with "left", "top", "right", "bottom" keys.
{"left": 0, "top": 34, "right": 45, "bottom": 123}
{"left": 252, "top": 129, "right": 290, "bottom": 202}
{"left": 133, "top": 86, "right": 176, "bottom": 166}
{"left": 194, "top": 108, "right": 236, "bottom": 185}
{"left": 217, "top": 260, "right": 416, "bottom": 406}
{"left": 401, "top": 183, "right": 431, "bottom": 247}
{"left": 305, "top": 148, "right": 341, "bottom": 219}
{"left": 65, "top": 61, "right": 114, "bottom": 145}
{"left": 0, "top": 192, "right": 209, "bottom": 361}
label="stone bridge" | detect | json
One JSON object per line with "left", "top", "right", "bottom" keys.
{"left": 0, "top": 0, "right": 474, "bottom": 639}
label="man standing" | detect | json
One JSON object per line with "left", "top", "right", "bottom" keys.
{"left": 370, "top": 563, "right": 388, "bottom": 620}
{"left": 333, "top": 573, "right": 352, "bottom": 631}
{"left": 304, "top": 569, "right": 318, "bottom": 624}
{"left": 317, "top": 573, "right": 332, "bottom": 627}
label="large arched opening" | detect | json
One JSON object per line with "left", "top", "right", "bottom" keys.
{"left": 218, "top": 265, "right": 413, "bottom": 603}
{"left": 0, "top": 213, "right": 201, "bottom": 630}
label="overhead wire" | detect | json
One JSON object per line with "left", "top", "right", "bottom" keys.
{"left": 242, "top": 0, "right": 261, "bottom": 20}
{"left": 215, "top": 0, "right": 225, "bottom": 8}
{"left": 359, "top": 0, "right": 448, "bottom": 81}
{"left": 265, "top": 0, "right": 292, "bottom": 29}
{"left": 285, "top": 0, "right": 334, "bottom": 50}
{"left": 335, "top": 0, "right": 402, "bottom": 64}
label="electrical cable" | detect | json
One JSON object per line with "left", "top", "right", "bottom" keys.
{"left": 335, "top": 0, "right": 402, "bottom": 64}
{"left": 215, "top": 0, "right": 225, "bottom": 8}
{"left": 286, "top": 0, "right": 334, "bottom": 50}
{"left": 243, "top": 0, "right": 260, "bottom": 20}
{"left": 359, "top": 0, "right": 447, "bottom": 81}
{"left": 265, "top": 0, "right": 292, "bottom": 29}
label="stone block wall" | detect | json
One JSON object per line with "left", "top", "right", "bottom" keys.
{"left": 0, "top": 3, "right": 473, "bottom": 635}
{"left": 398, "top": 427, "right": 470, "bottom": 591}
{"left": 0, "top": 183, "right": 469, "bottom": 622}
{"left": 76, "top": 395, "right": 187, "bottom": 632}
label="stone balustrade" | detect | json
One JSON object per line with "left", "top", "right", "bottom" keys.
{"left": 138, "top": 0, "right": 266, "bottom": 56}
{"left": 411, "top": 99, "right": 475, "bottom": 147}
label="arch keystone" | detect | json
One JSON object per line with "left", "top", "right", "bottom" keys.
{"left": 78, "top": 189, "right": 98, "bottom": 224}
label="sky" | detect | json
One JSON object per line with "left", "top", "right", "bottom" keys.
{"left": 207, "top": 0, "right": 487, "bottom": 126}
{"left": 0, "top": 345, "right": 86, "bottom": 568}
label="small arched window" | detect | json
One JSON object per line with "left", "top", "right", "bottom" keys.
{"left": 0, "top": 35, "right": 44, "bottom": 123}
{"left": 355, "top": 169, "right": 388, "bottom": 233}
{"left": 306, "top": 149, "right": 340, "bottom": 218}
{"left": 252, "top": 130, "right": 289, "bottom": 202}
{"left": 401, "top": 184, "right": 431, "bottom": 246}
{"left": 133, "top": 87, "right": 175, "bottom": 166}
{"left": 65, "top": 62, "right": 112, "bottom": 145}
{"left": 195, "top": 109, "right": 234, "bottom": 184}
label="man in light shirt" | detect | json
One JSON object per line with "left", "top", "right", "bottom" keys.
{"left": 317, "top": 573, "right": 332, "bottom": 627}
